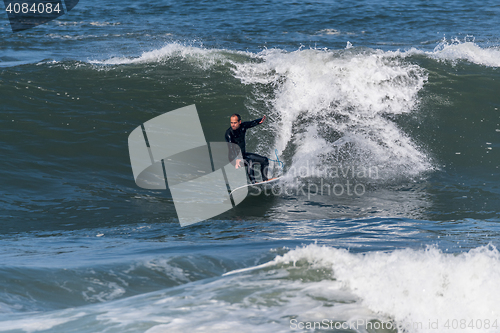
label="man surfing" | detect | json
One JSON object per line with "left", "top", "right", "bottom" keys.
{"left": 225, "top": 113, "right": 269, "bottom": 184}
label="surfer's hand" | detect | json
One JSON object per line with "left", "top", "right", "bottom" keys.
{"left": 259, "top": 115, "right": 266, "bottom": 124}
{"left": 235, "top": 159, "right": 243, "bottom": 169}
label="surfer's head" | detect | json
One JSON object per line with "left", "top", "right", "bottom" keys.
{"left": 230, "top": 114, "right": 241, "bottom": 130}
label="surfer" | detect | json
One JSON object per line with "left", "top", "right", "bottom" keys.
{"left": 225, "top": 113, "right": 269, "bottom": 183}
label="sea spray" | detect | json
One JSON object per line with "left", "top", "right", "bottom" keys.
{"left": 233, "top": 47, "right": 433, "bottom": 182}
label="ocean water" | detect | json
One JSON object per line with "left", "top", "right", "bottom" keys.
{"left": 1, "top": 0, "right": 500, "bottom": 332}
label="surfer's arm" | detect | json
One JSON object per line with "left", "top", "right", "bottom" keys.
{"left": 242, "top": 116, "right": 265, "bottom": 129}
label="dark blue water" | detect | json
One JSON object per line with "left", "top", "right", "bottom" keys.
{"left": 1, "top": 0, "right": 500, "bottom": 332}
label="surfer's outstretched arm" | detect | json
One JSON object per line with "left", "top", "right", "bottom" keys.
{"left": 243, "top": 115, "right": 266, "bottom": 129}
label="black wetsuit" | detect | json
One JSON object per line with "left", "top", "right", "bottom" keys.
{"left": 225, "top": 117, "right": 269, "bottom": 183}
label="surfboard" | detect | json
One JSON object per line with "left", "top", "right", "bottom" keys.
{"left": 229, "top": 176, "right": 282, "bottom": 195}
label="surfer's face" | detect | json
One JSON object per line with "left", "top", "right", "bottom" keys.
{"left": 230, "top": 116, "right": 241, "bottom": 130}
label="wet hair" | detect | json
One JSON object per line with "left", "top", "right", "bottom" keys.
{"left": 230, "top": 113, "right": 241, "bottom": 121}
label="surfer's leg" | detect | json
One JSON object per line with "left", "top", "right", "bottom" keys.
{"left": 244, "top": 158, "right": 256, "bottom": 183}
{"left": 245, "top": 153, "right": 269, "bottom": 182}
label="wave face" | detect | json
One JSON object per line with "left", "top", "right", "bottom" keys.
{"left": 1, "top": 40, "right": 500, "bottom": 227}
{"left": 1, "top": 239, "right": 500, "bottom": 333}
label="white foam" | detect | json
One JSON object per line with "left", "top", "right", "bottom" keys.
{"left": 89, "top": 43, "right": 250, "bottom": 70}
{"left": 86, "top": 40, "right": 500, "bottom": 182}
{"left": 89, "top": 22, "right": 121, "bottom": 26}
{"left": 234, "top": 48, "right": 432, "bottom": 180}
{"left": 268, "top": 244, "right": 500, "bottom": 332}
{"left": 0, "top": 311, "right": 86, "bottom": 333}
{"left": 2, "top": 245, "right": 499, "bottom": 332}
{"left": 96, "top": 244, "right": 500, "bottom": 333}
{"left": 423, "top": 39, "right": 500, "bottom": 68}
{"left": 82, "top": 281, "right": 126, "bottom": 303}
{"left": 317, "top": 29, "right": 357, "bottom": 36}
{"left": 142, "top": 258, "right": 190, "bottom": 283}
